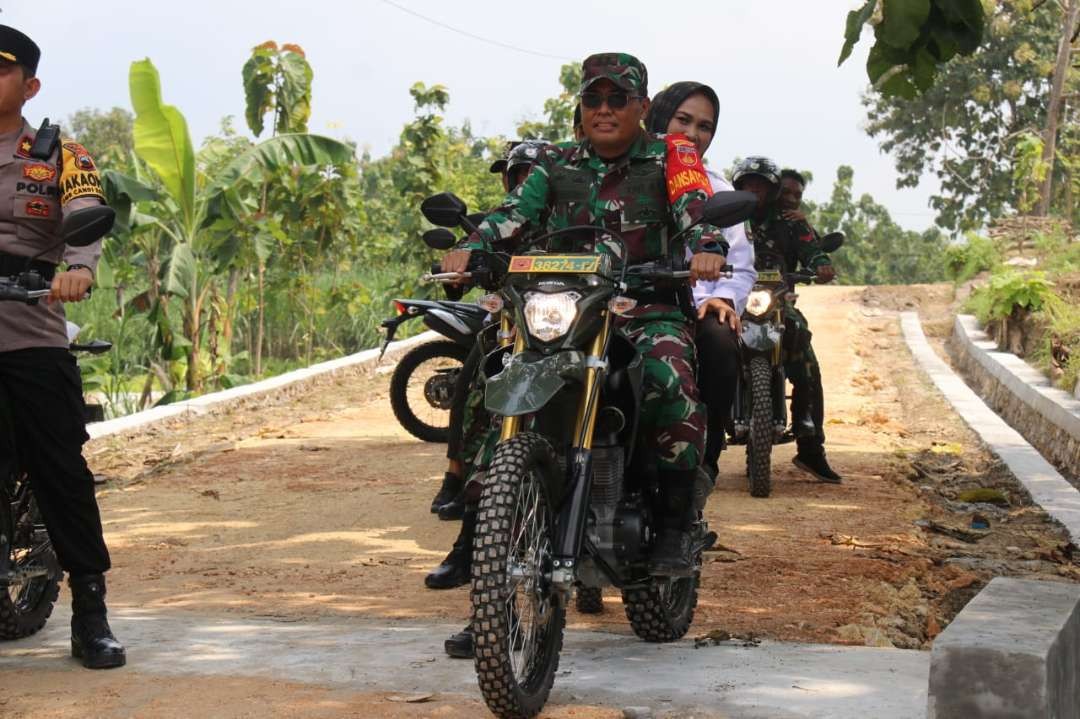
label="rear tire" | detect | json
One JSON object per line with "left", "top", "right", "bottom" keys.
{"left": 389, "top": 340, "right": 469, "bottom": 443}
{"left": 472, "top": 432, "right": 565, "bottom": 719}
{"left": 746, "top": 356, "right": 773, "bottom": 498}
{"left": 0, "top": 496, "right": 61, "bottom": 640}
{"left": 575, "top": 586, "right": 604, "bottom": 614}
{"left": 621, "top": 573, "right": 699, "bottom": 643}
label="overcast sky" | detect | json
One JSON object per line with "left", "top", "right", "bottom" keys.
{"left": 4, "top": 0, "right": 940, "bottom": 230}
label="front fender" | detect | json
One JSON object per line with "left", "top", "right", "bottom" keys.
{"left": 485, "top": 351, "right": 586, "bottom": 416}
{"left": 741, "top": 321, "right": 783, "bottom": 353}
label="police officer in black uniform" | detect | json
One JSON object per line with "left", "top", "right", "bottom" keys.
{"left": 0, "top": 25, "right": 125, "bottom": 668}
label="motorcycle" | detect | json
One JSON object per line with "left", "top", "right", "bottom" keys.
{"left": 379, "top": 220, "right": 494, "bottom": 444}
{"left": 0, "top": 206, "right": 114, "bottom": 640}
{"left": 420, "top": 190, "right": 755, "bottom": 719}
{"left": 728, "top": 233, "right": 844, "bottom": 498}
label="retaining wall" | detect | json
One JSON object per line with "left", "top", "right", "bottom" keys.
{"left": 947, "top": 315, "right": 1080, "bottom": 482}
{"left": 88, "top": 331, "right": 437, "bottom": 441}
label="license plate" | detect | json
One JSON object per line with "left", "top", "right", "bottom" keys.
{"left": 508, "top": 255, "right": 601, "bottom": 274}
{"left": 757, "top": 270, "right": 782, "bottom": 282}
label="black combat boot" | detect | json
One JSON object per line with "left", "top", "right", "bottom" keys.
{"left": 444, "top": 625, "right": 474, "bottom": 658}
{"left": 793, "top": 452, "right": 842, "bottom": 484}
{"left": 430, "top": 472, "right": 464, "bottom": 514}
{"left": 424, "top": 509, "right": 476, "bottom": 589}
{"left": 69, "top": 574, "right": 126, "bottom": 669}
{"left": 648, "top": 471, "right": 696, "bottom": 577}
{"left": 436, "top": 495, "right": 466, "bottom": 521}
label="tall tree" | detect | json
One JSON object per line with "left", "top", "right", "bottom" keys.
{"left": 813, "top": 165, "right": 948, "bottom": 284}
{"left": 65, "top": 107, "right": 136, "bottom": 173}
{"left": 242, "top": 41, "right": 314, "bottom": 138}
{"left": 1037, "top": 0, "right": 1080, "bottom": 215}
{"left": 863, "top": 1, "right": 1062, "bottom": 231}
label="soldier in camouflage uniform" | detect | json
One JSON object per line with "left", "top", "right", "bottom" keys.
{"left": 442, "top": 52, "right": 728, "bottom": 575}
{"left": 732, "top": 157, "right": 842, "bottom": 483}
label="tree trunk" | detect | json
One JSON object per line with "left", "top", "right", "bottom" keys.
{"left": 255, "top": 262, "right": 265, "bottom": 377}
{"left": 1037, "top": 0, "right": 1080, "bottom": 216}
{"left": 222, "top": 267, "right": 239, "bottom": 361}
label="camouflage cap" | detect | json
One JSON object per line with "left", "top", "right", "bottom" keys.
{"left": 580, "top": 53, "right": 648, "bottom": 96}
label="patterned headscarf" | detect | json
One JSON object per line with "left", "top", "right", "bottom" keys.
{"left": 644, "top": 81, "right": 720, "bottom": 136}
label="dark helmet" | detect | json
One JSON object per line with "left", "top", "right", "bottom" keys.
{"left": 505, "top": 140, "right": 546, "bottom": 174}
{"left": 731, "top": 156, "right": 781, "bottom": 190}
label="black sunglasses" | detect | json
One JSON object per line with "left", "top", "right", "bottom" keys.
{"left": 580, "top": 91, "right": 640, "bottom": 110}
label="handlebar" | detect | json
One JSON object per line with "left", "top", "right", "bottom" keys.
{"left": 0, "top": 283, "right": 49, "bottom": 303}
{"left": 422, "top": 271, "right": 473, "bottom": 284}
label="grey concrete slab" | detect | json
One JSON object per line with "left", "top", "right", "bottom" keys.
{"left": 901, "top": 312, "right": 1080, "bottom": 544}
{"left": 0, "top": 606, "right": 930, "bottom": 719}
{"left": 928, "top": 577, "right": 1080, "bottom": 719}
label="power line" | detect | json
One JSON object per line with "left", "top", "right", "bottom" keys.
{"left": 379, "top": 0, "right": 575, "bottom": 62}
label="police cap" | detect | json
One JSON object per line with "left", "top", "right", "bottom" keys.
{"left": 0, "top": 25, "right": 40, "bottom": 75}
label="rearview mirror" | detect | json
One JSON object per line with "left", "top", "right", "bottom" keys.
{"left": 701, "top": 191, "right": 756, "bottom": 229}
{"left": 820, "top": 231, "right": 845, "bottom": 254}
{"left": 421, "top": 193, "right": 469, "bottom": 228}
{"left": 422, "top": 228, "right": 457, "bottom": 251}
{"left": 61, "top": 206, "right": 116, "bottom": 247}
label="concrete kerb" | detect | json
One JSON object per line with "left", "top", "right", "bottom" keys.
{"left": 927, "top": 576, "right": 1080, "bottom": 719}
{"left": 900, "top": 312, "right": 1080, "bottom": 545}
{"left": 86, "top": 331, "right": 439, "bottom": 440}
{"left": 903, "top": 313, "right": 1080, "bottom": 717}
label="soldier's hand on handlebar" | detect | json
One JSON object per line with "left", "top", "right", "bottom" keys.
{"left": 688, "top": 252, "right": 726, "bottom": 286}
{"left": 48, "top": 268, "right": 93, "bottom": 304}
{"left": 441, "top": 249, "right": 472, "bottom": 283}
{"left": 816, "top": 264, "right": 836, "bottom": 284}
{"left": 697, "top": 297, "right": 742, "bottom": 333}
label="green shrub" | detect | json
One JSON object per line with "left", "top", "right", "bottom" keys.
{"left": 944, "top": 233, "right": 1001, "bottom": 283}
{"left": 965, "top": 269, "right": 1055, "bottom": 323}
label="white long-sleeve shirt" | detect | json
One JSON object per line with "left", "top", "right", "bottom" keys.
{"left": 691, "top": 169, "right": 756, "bottom": 314}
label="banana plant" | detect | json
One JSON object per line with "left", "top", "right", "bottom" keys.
{"left": 124, "top": 58, "right": 353, "bottom": 393}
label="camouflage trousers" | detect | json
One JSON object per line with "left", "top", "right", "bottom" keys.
{"left": 618, "top": 309, "right": 706, "bottom": 472}
{"left": 782, "top": 304, "right": 826, "bottom": 455}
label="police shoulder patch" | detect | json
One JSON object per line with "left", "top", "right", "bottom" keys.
{"left": 60, "top": 141, "right": 105, "bottom": 205}
{"left": 63, "top": 141, "right": 97, "bottom": 171}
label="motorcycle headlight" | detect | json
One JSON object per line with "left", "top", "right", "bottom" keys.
{"left": 523, "top": 291, "right": 580, "bottom": 342}
{"left": 745, "top": 290, "right": 773, "bottom": 318}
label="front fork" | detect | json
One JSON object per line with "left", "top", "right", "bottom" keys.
{"left": 498, "top": 312, "right": 612, "bottom": 590}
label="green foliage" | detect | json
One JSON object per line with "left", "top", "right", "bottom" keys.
{"left": 839, "top": 0, "right": 985, "bottom": 98}
{"left": 810, "top": 164, "right": 949, "bottom": 284}
{"left": 66, "top": 107, "right": 135, "bottom": 173}
{"left": 862, "top": 2, "right": 1064, "bottom": 230}
{"left": 943, "top": 232, "right": 1001, "bottom": 282}
{"left": 965, "top": 269, "right": 1055, "bottom": 322}
{"left": 130, "top": 58, "right": 197, "bottom": 228}
{"left": 242, "top": 41, "right": 313, "bottom": 137}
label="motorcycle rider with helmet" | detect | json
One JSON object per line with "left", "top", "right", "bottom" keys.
{"left": 732, "top": 156, "right": 841, "bottom": 483}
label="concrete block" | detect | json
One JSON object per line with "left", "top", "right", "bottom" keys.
{"left": 928, "top": 577, "right": 1080, "bottom": 719}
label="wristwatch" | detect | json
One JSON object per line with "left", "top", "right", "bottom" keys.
{"left": 67, "top": 263, "right": 94, "bottom": 277}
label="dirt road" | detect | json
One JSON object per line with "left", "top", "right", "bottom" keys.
{"left": 5, "top": 284, "right": 1078, "bottom": 717}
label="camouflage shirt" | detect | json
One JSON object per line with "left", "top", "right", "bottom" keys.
{"left": 746, "top": 206, "right": 830, "bottom": 275}
{"left": 463, "top": 131, "right": 726, "bottom": 264}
